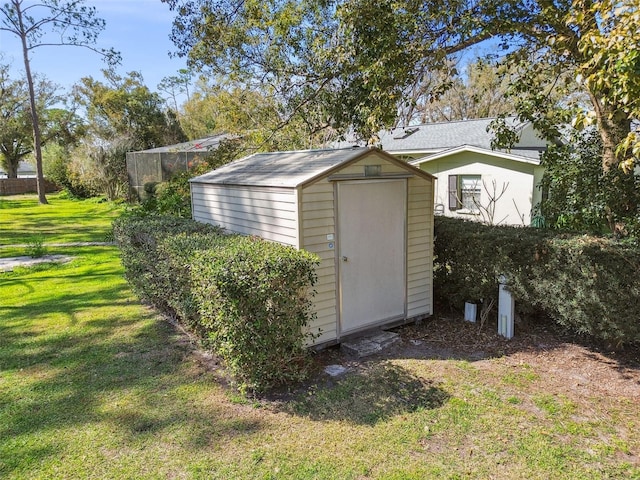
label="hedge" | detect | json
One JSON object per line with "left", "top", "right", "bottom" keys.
{"left": 434, "top": 217, "right": 640, "bottom": 346}
{"left": 191, "top": 237, "right": 318, "bottom": 393}
{"left": 113, "top": 215, "right": 319, "bottom": 393}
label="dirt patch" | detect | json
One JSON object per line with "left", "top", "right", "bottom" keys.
{"left": 0, "top": 254, "right": 74, "bottom": 272}
{"left": 310, "top": 315, "right": 640, "bottom": 402}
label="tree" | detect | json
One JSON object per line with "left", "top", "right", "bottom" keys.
{"left": 539, "top": 128, "right": 640, "bottom": 234}
{"left": 0, "top": 64, "right": 62, "bottom": 178}
{"left": 400, "top": 59, "right": 517, "bottom": 125}
{"left": 0, "top": 0, "right": 118, "bottom": 204}
{"left": 572, "top": 0, "right": 640, "bottom": 172}
{"left": 162, "top": 0, "right": 637, "bottom": 158}
{"left": 181, "top": 79, "right": 333, "bottom": 150}
{"left": 162, "top": 0, "right": 638, "bottom": 231}
{"left": 72, "top": 70, "right": 188, "bottom": 199}
{"left": 0, "top": 63, "right": 31, "bottom": 178}
{"left": 74, "top": 70, "right": 187, "bottom": 151}
{"left": 162, "top": 0, "right": 496, "bottom": 139}
{"left": 158, "top": 68, "right": 193, "bottom": 112}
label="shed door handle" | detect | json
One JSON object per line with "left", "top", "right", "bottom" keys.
{"left": 342, "top": 256, "right": 348, "bottom": 262}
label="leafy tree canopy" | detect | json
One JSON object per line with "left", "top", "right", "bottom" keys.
{"left": 162, "top": 0, "right": 638, "bottom": 162}
{"left": 180, "top": 78, "right": 333, "bottom": 150}
{"left": 74, "top": 69, "right": 187, "bottom": 151}
{"left": 0, "top": 63, "right": 72, "bottom": 178}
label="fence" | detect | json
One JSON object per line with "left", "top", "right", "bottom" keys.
{"left": 0, "top": 178, "right": 58, "bottom": 196}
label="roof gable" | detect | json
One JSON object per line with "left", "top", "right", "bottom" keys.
{"left": 409, "top": 145, "right": 542, "bottom": 166}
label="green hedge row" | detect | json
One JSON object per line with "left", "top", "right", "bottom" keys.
{"left": 434, "top": 217, "right": 640, "bottom": 346}
{"left": 113, "top": 215, "right": 319, "bottom": 393}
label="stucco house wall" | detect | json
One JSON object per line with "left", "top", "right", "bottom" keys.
{"left": 415, "top": 150, "right": 544, "bottom": 225}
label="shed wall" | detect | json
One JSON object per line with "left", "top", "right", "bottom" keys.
{"left": 300, "top": 180, "right": 338, "bottom": 344}
{"left": 300, "top": 152, "right": 434, "bottom": 344}
{"left": 191, "top": 183, "right": 299, "bottom": 246}
{"left": 406, "top": 176, "right": 434, "bottom": 318}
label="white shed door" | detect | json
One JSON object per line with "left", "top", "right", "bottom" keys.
{"left": 337, "top": 180, "right": 406, "bottom": 334}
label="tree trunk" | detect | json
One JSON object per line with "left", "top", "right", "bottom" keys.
{"left": 6, "top": 160, "right": 18, "bottom": 178}
{"left": 16, "top": 1, "right": 47, "bottom": 204}
{"left": 589, "top": 92, "right": 631, "bottom": 172}
{"left": 588, "top": 91, "right": 635, "bottom": 234}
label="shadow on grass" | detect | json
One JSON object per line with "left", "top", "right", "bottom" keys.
{"left": 0, "top": 281, "right": 137, "bottom": 328}
{"left": 0, "top": 273, "right": 265, "bottom": 476}
{"left": 287, "top": 362, "right": 450, "bottom": 426}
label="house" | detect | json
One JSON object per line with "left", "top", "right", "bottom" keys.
{"left": 0, "top": 160, "right": 36, "bottom": 178}
{"left": 338, "top": 117, "right": 549, "bottom": 226}
{"left": 189, "top": 147, "right": 435, "bottom": 346}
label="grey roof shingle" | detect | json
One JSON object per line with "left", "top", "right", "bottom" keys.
{"left": 380, "top": 117, "right": 526, "bottom": 151}
{"left": 334, "top": 117, "right": 533, "bottom": 151}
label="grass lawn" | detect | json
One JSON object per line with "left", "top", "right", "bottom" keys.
{"left": 0, "top": 193, "right": 122, "bottom": 256}
{"left": 1, "top": 194, "right": 638, "bottom": 479}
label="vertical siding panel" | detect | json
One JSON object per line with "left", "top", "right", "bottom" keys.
{"left": 406, "top": 176, "right": 434, "bottom": 318}
{"left": 190, "top": 183, "right": 298, "bottom": 246}
{"left": 300, "top": 180, "right": 338, "bottom": 344}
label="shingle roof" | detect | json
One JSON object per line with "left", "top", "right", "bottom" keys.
{"left": 190, "top": 147, "right": 432, "bottom": 188}
{"left": 334, "top": 117, "right": 535, "bottom": 152}
{"left": 380, "top": 117, "right": 527, "bottom": 151}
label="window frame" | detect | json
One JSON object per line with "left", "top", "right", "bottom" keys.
{"left": 448, "top": 174, "right": 482, "bottom": 214}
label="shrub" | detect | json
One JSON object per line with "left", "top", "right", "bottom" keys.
{"left": 434, "top": 217, "right": 640, "bottom": 346}
{"left": 433, "top": 217, "right": 548, "bottom": 315}
{"left": 133, "top": 138, "right": 244, "bottom": 218}
{"left": 113, "top": 214, "right": 319, "bottom": 393}
{"left": 157, "top": 232, "right": 227, "bottom": 337}
{"left": 191, "top": 236, "right": 318, "bottom": 393}
{"left": 508, "top": 236, "right": 640, "bottom": 345}
{"left": 25, "top": 235, "right": 47, "bottom": 258}
{"left": 112, "top": 215, "right": 221, "bottom": 312}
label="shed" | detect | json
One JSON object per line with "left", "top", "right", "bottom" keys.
{"left": 189, "top": 147, "right": 435, "bottom": 346}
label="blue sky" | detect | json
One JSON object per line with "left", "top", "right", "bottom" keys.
{"left": 1, "top": 0, "right": 188, "bottom": 95}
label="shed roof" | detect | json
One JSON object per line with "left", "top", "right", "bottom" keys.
{"left": 190, "top": 147, "right": 433, "bottom": 188}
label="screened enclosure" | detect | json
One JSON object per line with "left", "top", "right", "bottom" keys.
{"left": 126, "top": 134, "right": 231, "bottom": 200}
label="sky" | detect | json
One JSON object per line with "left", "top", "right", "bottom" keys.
{"left": 0, "top": 0, "right": 188, "bottom": 96}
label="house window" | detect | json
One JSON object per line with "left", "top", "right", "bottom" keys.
{"left": 460, "top": 175, "right": 481, "bottom": 212}
{"left": 448, "top": 175, "right": 481, "bottom": 213}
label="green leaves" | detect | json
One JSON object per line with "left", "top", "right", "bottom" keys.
{"left": 434, "top": 216, "right": 640, "bottom": 346}
{"left": 114, "top": 214, "right": 319, "bottom": 394}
